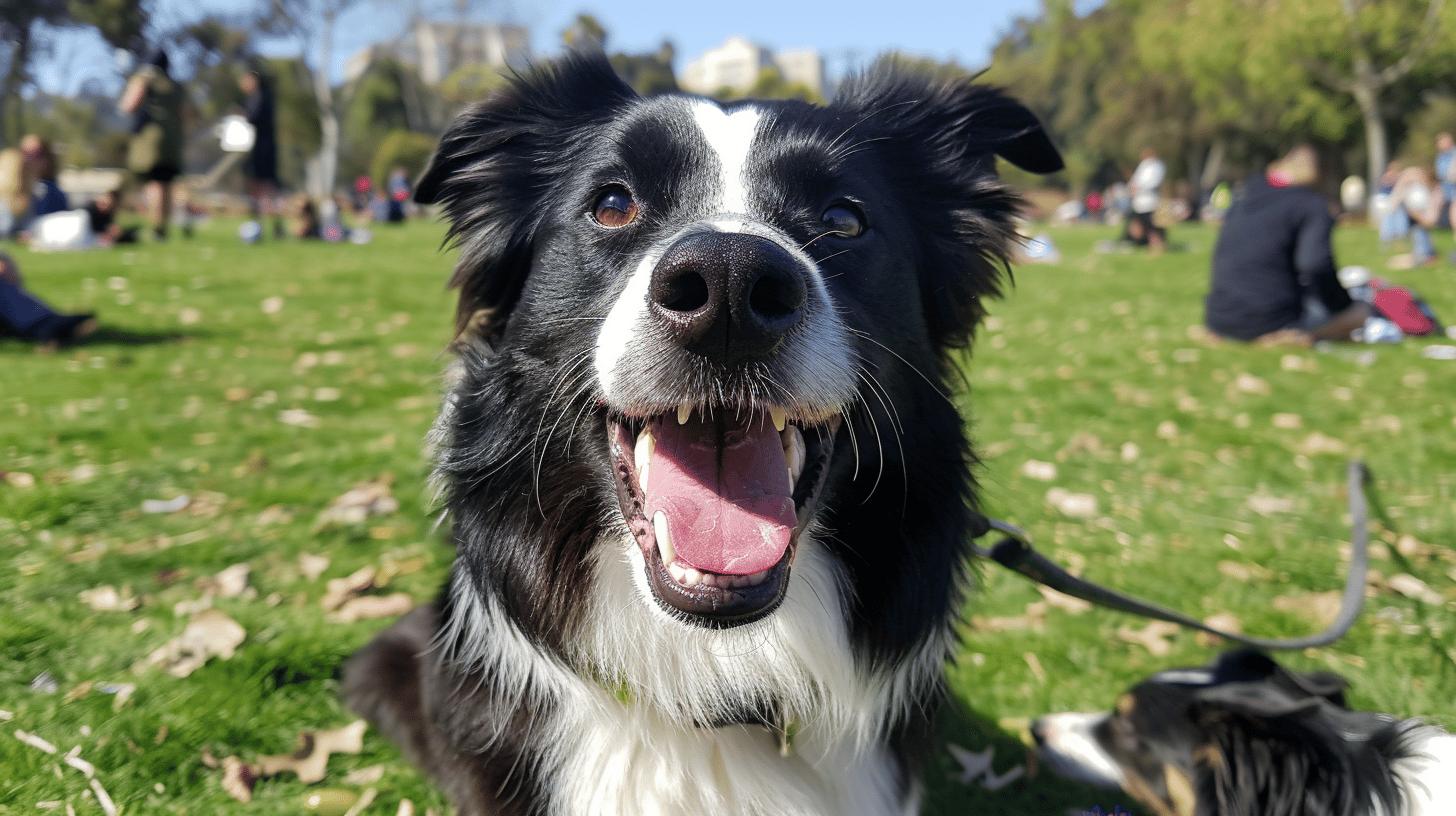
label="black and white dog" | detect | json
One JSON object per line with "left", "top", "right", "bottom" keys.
{"left": 1032, "top": 650, "right": 1456, "bottom": 816}
{"left": 344, "top": 54, "right": 1062, "bottom": 815}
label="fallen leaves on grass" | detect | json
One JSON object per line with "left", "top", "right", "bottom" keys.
{"left": 135, "top": 609, "right": 245, "bottom": 678}
{"left": 1117, "top": 620, "right": 1180, "bottom": 656}
{"left": 1019, "top": 460, "right": 1058, "bottom": 482}
{"left": 78, "top": 585, "right": 139, "bottom": 613}
{"left": 1217, "top": 560, "right": 1271, "bottom": 582}
{"left": 200, "top": 564, "right": 252, "bottom": 599}
{"left": 320, "top": 565, "right": 415, "bottom": 623}
{"left": 1298, "top": 432, "right": 1347, "bottom": 457}
{"left": 1386, "top": 574, "right": 1444, "bottom": 605}
{"left": 299, "top": 553, "right": 331, "bottom": 582}
{"left": 1036, "top": 585, "right": 1091, "bottom": 615}
{"left": 219, "top": 720, "right": 369, "bottom": 802}
{"left": 1, "top": 471, "right": 36, "bottom": 488}
{"left": 1232, "top": 373, "right": 1270, "bottom": 395}
{"left": 1045, "top": 488, "right": 1098, "bottom": 519}
{"left": 279, "top": 408, "right": 321, "bottom": 429}
{"left": 316, "top": 478, "right": 399, "bottom": 528}
{"left": 1196, "top": 613, "right": 1243, "bottom": 648}
{"left": 1271, "top": 413, "right": 1303, "bottom": 430}
{"left": 141, "top": 495, "right": 191, "bottom": 514}
{"left": 1273, "top": 591, "right": 1343, "bottom": 623}
{"left": 1247, "top": 493, "right": 1295, "bottom": 516}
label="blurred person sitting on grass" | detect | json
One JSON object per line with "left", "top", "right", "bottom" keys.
{"left": 1204, "top": 145, "right": 1370, "bottom": 346}
{"left": 85, "top": 190, "right": 138, "bottom": 246}
{"left": 20, "top": 135, "right": 68, "bottom": 218}
{"left": 0, "top": 252, "right": 96, "bottom": 346}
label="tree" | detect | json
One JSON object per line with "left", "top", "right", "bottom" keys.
{"left": 267, "top": 0, "right": 363, "bottom": 198}
{"left": 562, "top": 13, "right": 607, "bottom": 52}
{"left": 610, "top": 41, "right": 679, "bottom": 96}
{"left": 68, "top": 0, "right": 152, "bottom": 54}
{"left": 0, "top": 0, "right": 74, "bottom": 144}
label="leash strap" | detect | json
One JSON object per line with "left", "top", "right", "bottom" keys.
{"left": 971, "top": 461, "right": 1371, "bottom": 651}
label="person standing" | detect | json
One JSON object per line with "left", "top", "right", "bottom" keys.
{"left": 240, "top": 64, "right": 283, "bottom": 239}
{"left": 1127, "top": 147, "right": 1167, "bottom": 251}
{"left": 119, "top": 49, "right": 184, "bottom": 241}
{"left": 1436, "top": 132, "right": 1455, "bottom": 229}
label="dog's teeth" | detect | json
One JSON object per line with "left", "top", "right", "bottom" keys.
{"left": 635, "top": 428, "right": 656, "bottom": 487}
{"left": 745, "top": 569, "right": 768, "bottom": 586}
{"left": 782, "top": 425, "right": 806, "bottom": 487}
{"left": 681, "top": 566, "right": 702, "bottom": 586}
{"left": 770, "top": 407, "right": 787, "bottom": 432}
{"left": 677, "top": 403, "right": 692, "bottom": 425}
{"left": 653, "top": 511, "right": 674, "bottom": 565}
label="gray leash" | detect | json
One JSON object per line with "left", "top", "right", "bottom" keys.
{"left": 970, "top": 461, "right": 1372, "bottom": 651}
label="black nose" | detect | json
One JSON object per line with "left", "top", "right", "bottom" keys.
{"left": 649, "top": 232, "right": 808, "bottom": 365}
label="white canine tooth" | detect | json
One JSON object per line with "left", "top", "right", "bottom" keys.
{"left": 667, "top": 560, "right": 687, "bottom": 583}
{"left": 635, "top": 428, "right": 656, "bottom": 488}
{"left": 782, "top": 425, "right": 806, "bottom": 486}
{"left": 770, "top": 406, "right": 787, "bottom": 432}
{"left": 653, "top": 511, "right": 674, "bottom": 565}
{"left": 677, "top": 403, "right": 692, "bottom": 425}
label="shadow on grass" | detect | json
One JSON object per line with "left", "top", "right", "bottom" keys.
{"left": 0, "top": 326, "right": 201, "bottom": 351}
{"left": 924, "top": 694, "right": 1145, "bottom": 816}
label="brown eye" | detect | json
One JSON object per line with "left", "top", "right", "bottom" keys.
{"left": 821, "top": 202, "right": 866, "bottom": 238}
{"left": 592, "top": 185, "right": 639, "bottom": 228}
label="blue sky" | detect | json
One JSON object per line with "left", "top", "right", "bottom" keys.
{"left": 33, "top": 0, "right": 1051, "bottom": 95}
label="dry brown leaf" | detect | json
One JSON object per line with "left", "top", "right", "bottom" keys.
{"left": 78, "top": 585, "right": 139, "bottom": 613}
{"left": 1019, "top": 460, "right": 1057, "bottom": 482}
{"left": 1272, "top": 413, "right": 1303, "bottom": 430}
{"left": 1273, "top": 591, "right": 1343, "bottom": 623}
{"left": 1036, "top": 585, "right": 1092, "bottom": 615}
{"left": 321, "top": 566, "right": 377, "bottom": 611}
{"left": 278, "top": 408, "right": 321, "bottom": 428}
{"left": 299, "top": 554, "right": 331, "bottom": 582}
{"left": 2, "top": 471, "right": 37, "bottom": 488}
{"left": 255, "top": 720, "right": 367, "bottom": 784}
{"left": 397, "top": 800, "right": 416, "bottom": 816}
{"left": 344, "top": 764, "right": 385, "bottom": 785}
{"left": 221, "top": 756, "right": 256, "bottom": 803}
{"left": 1247, "top": 493, "right": 1295, "bottom": 516}
{"left": 1298, "top": 433, "right": 1347, "bottom": 457}
{"left": 1046, "top": 488, "right": 1098, "bottom": 519}
{"left": 1387, "top": 574, "right": 1444, "bottom": 605}
{"left": 1196, "top": 613, "right": 1243, "bottom": 648}
{"left": 1217, "top": 561, "right": 1271, "bottom": 582}
{"left": 1117, "top": 620, "right": 1181, "bottom": 656}
{"left": 1232, "top": 373, "right": 1270, "bottom": 395}
{"left": 317, "top": 479, "right": 399, "bottom": 528}
{"left": 328, "top": 593, "right": 414, "bottom": 623}
{"left": 135, "top": 610, "right": 246, "bottom": 678}
{"left": 202, "top": 564, "right": 251, "bottom": 599}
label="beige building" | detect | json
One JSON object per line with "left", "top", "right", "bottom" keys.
{"left": 680, "top": 36, "right": 826, "bottom": 97}
{"left": 346, "top": 21, "right": 531, "bottom": 84}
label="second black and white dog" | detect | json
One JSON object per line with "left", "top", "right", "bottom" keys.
{"left": 344, "top": 54, "right": 1062, "bottom": 815}
{"left": 1033, "top": 650, "right": 1456, "bottom": 816}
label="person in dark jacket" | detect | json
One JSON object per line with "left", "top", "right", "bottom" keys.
{"left": 119, "top": 48, "right": 184, "bottom": 240}
{"left": 0, "top": 253, "right": 96, "bottom": 346}
{"left": 239, "top": 64, "right": 283, "bottom": 239}
{"left": 1205, "top": 146, "right": 1370, "bottom": 345}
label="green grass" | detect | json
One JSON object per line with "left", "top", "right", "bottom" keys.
{"left": 2, "top": 219, "right": 1453, "bottom": 815}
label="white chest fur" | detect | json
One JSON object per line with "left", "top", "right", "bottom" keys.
{"left": 441, "top": 535, "right": 945, "bottom": 816}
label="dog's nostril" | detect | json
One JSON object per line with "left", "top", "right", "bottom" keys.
{"left": 748, "top": 274, "right": 804, "bottom": 320}
{"left": 658, "top": 270, "right": 711, "bottom": 313}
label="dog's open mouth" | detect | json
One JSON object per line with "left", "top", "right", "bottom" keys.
{"left": 609, "top": 406, "right": 838, "bottom": 627}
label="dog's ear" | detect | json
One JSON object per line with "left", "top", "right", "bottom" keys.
{"left": 415, "top": 54, "right": 636, "bottom": 343}
{"left": 831, "top": 62, "right": 1062, "bottom": 348}
{"left": 1212, "top": 650, "right": 1349, "bottom": 707}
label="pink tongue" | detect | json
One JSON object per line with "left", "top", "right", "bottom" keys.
{"left": 645, "top": 415, "right": 795, "bottom": 575}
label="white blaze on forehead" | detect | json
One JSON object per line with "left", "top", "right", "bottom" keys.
{"left": 690, "top": 100, "right": 762, "bottom": 213}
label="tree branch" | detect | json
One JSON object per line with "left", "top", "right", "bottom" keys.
{"left": 1374, "top": 0, "right": 1447, "bottom": 86}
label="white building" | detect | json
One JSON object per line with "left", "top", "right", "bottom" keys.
{"left": 345, "top": 21, "right": 531, "bottom": 85}
{"left": 680, "top": 36, "right": 826, "bottom": 97}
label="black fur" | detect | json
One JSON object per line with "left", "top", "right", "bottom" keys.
{"left": 345, "top": 53, "right": 1061, "bottom": 814}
